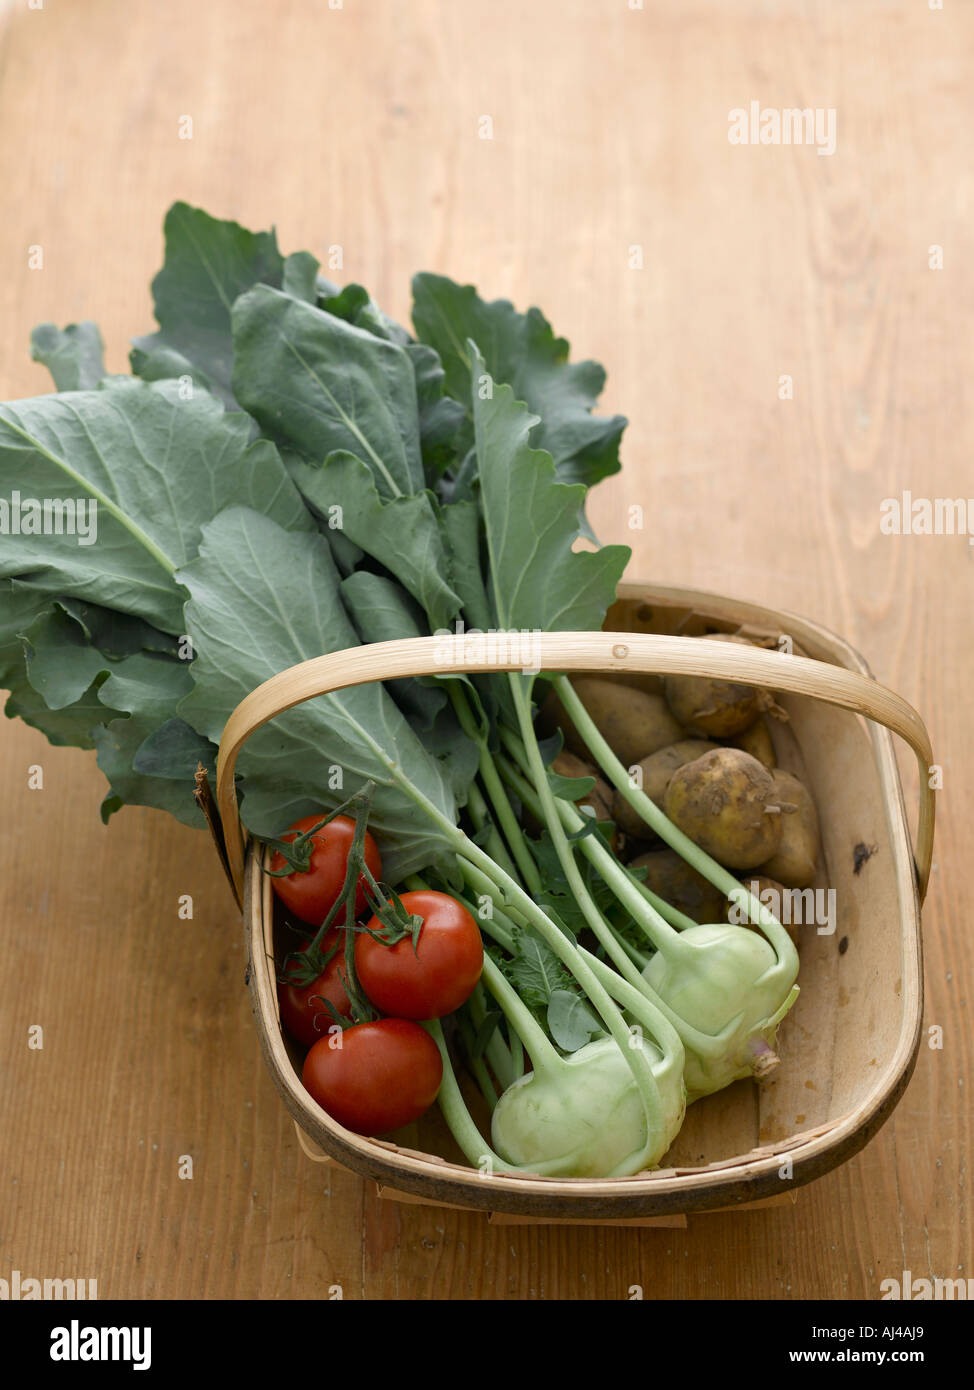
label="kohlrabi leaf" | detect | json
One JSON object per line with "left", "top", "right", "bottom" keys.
{"left": 319, "top": 283, "right": 412, "bottom": 345}
{"left": 506, "top": 932, "right": 575, "bottom": 1011}
{"left": 439, "top": 499, "right": 492, "bottom": 633}
{"left": 0, "top": 378, "right": 312, "bottom": 632}
{"left": 4, "top": 659, "right": 123, "bottom": 750}
{"left": 21, "top": 607, "right": 118, "bottom": 709}
{"left": 287, "top": 450, "right": 461, "bottom": 630}
{"left": 30, "top": 322, "right": 107, "bottom": 392}
{"left": 412, "top": 274, "right": 627, "bottom": 489}
{"left": 469, "top": 343, "right": 630, "bottom": 634}
{"left": 94, "top": 714, "right": 207, "bottom": 827}
{"left": 406, "top": 342, "right": 467, "bottom": 483}
{"left": 175, "top": 508, "right": 467, "bottom": 879}
{"left": 547, "top": 988, "right": 603, "bottom": 1052}
{"left": 282, "top": 251, "right": 321, "bottom": 304}
{"left": 339, "top": 569, "right": 448, "bottom": 730}
{"left": 92, "top": 652, "right": 213, "bottom": 825}
{"left": 231, "top": 286, "right": 424, "bottom": 499}
{"left": 131, "top": 202, "right": 284, "bottom": 404}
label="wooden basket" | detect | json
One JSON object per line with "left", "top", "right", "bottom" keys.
{"left": 207, "top": 581, "right": 933, "bottom": 1221}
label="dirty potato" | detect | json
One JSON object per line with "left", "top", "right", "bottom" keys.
{"left": 662, "top": 747, "right": 782, "bottom": 870}
{"left": 629, "top": 848, "right": 727, "bottom": 925}
{"left": 759, "top": 769, "right": 820, "bottom": 888}
{"left": 612, "top": 738, "right": 717, "bottom": 837}
{"left": 663, "top": 633, "right": 768, "bottom": 738}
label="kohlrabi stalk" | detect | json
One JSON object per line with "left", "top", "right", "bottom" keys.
{"left": 552, "top": 674, "right": 799, "bottom": 971}
{"left": 500, "top": 685, "right": 801, "bottom": 1100}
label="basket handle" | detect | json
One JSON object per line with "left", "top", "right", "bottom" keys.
{"left": 216, "top": 632, "right": 935, "bottom": 905}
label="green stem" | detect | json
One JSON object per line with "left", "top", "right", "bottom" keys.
{"left": 449, "top": 683, "right": 543, "bottom": 893}
{"left": 480, "top": 956, "right": 561, "bottom": 1076}
{"left": 456, "top": 1011, "right": 498, "bottom": 1112}
{"left": 470, "top": 982, "right": 515, "bottom": 1091}
{"left": 422, "top": 1019, "right": 513, "bottom": 1174}
{"left": 464, "top": 781, "right": 522, "bottom": 885}
{"left": 553, "top": 674, "right": 798, "bottom": 978}
{"left": 493, "top": 740, "right": 697, "bottom": 935}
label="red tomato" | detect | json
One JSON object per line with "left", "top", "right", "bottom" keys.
{"left": 301, "top": 1018, "right": 442, "bottom": 1134}
{"left": 277, "top": 935, "right": 352, "bottom": 1048}
{"left": 355, "top": 890, "right": 483, "bottom": 1020}
{"left": 270, "top": 813, "right": 382, "bottom": 927}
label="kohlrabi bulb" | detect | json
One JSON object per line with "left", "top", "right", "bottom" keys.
{"left": 642, "top": 922, "right": 795, "bottom": 1100}
{"left": 491, "top": 1035, "right": 685, "bottom": 1179}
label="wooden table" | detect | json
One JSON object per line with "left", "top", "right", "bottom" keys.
{"left": 0, "top": 0, "right": 968, "bottom": 1299}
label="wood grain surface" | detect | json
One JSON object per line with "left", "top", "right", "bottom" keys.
{"left": 0, "top": 0, "right": 969, "bottom": 1300}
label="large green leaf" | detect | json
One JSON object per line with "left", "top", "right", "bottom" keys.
{"left": 232, "top": 286, "right": 424, "bottom": 499}
{"left": 287, "top": 450, "right": 461, "bottom": 631}
{"left": 176, "top": 508, "right": 468, "bottom": 879}
{"left": 412, "top": 273, "right": 626, "bottom": 490}
{"left": 4, "top": 658, "right": 123, "bottom": 750}
{"left": 469, "top": 344, "right": 629, "bottom": 634}
{"left": 30, "top": 322, "right": 107, "bottom": 391}
{"left": 131, "top": 202, "right": 284, "bottom": 404}
{"left": 0, "top": 378, "right": 311, "bottom": 631}
{"left": 92, "top": 652, "right": 212, "bottom": 826}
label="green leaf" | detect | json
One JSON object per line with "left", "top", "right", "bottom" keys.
{"left": 21, "top": 607, "right": 115, "bottom": 709}
{"left": 132, "top": 717, "right": 215, "bottom": 779}
{"left": 506, "top": 932, "right": 574, "bottom": 1011}
{"left": 92, "top": 653, "right": 212, "bottom": 825}
{"left": 132, "top": 202, "right": 284, "bottom": 403}
{"left": 406, "top": 342, "right": 467, "bottom": 482}
{"left": 412, "top": 274, "right": 626, "bottom": 489}
{"left": 4, "top": 659, "right": 123, "bottom": 750}
{"left": 0, "top": 378, "right": 312, "bottom": 632}
{"left": 30, "top": 322, "right": 106, "bottom": 391}
{"left": 440, "top": 499, "right": 492, "bottom": 633}
{"left": 319, "top": 283, "right": 412, "bottom": 345}
{"left": 94, "top": 713, "right": 206, "bottom": 827}
{"left": 546, "top": 989, "right": 603, "bottom": 1052}
{"left": 339, "top": 570, "right": 448, "bottom": 729}
{"left": 282, "top": 251, "right": 321, "bottom": 303}
{"left": 175, "top": 508, "right": 469, "bottom": 880}
{"left": 469, "top": 344, "right": 630, "bottom": 634}
{"left": 232, "top": 285, "right": 424, "bottom": 499}
{"left": 288, "top": 450, "right": 461, "bottom": 630}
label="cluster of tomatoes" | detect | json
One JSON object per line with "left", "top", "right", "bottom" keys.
{"left": 271, "top": 814, "right": 483, "bottom": 1138}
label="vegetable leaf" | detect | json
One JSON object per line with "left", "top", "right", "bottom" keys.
{"left": 287, "top": 450, "right": 461, "bottom": 630}
{"left": 232, "top": 286, "right": 424, "bottom": 499}
{"left": 175, "top": 508, "right": 467, "bottom": 879}
{"left": 506, "top": 932, "right": 575, "bottom": 1011}
{"left": 469, "top": 343, "right": 630, "bottom": 634}
{"left": 547, "top": 989, "right": 602, "bottom": 1052}
{"left": 412, "top": 274, "right": 626, "bottom": 490}
{"left": 30, "top": 322, "right": 107, "bottom": 392}
{"left": 0, "top": 378, "right": 311, "bottom": 632}
{"left": 131, "top": 202, "right": 284, "bottom": 404}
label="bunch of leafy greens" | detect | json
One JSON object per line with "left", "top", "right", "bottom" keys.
{"left": 1, "top": 203, "right": 801, "bottom": 1180}
{"left": 0, "top": 202, "right": 627, "bottom": 881}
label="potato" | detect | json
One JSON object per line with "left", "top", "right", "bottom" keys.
{"left": 542, "top": 676, "right": 684, "bottom": 768}
{"left": 728, "top": 716, "right": 776, "bottom": 769}
{"left": 663, "top": 633, "right": 767, "bottom": 738}
{"left": 629, "top": 848, "right": 726, "bottom": 925}
{"left": 724, "top": 875, "right": 800, "bottom": 950}
{"left": 612, "top": 738, "right": 717, "bottom": 837}
{"left": 662, "top": 747, "right": 782, "bottom": 870}
{"left": 758, "top": 770, "right": 820, "bottom": 888}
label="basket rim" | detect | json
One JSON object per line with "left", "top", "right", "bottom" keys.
{"left": 242, "top": 580, "right": 925, "bottom": 1217}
